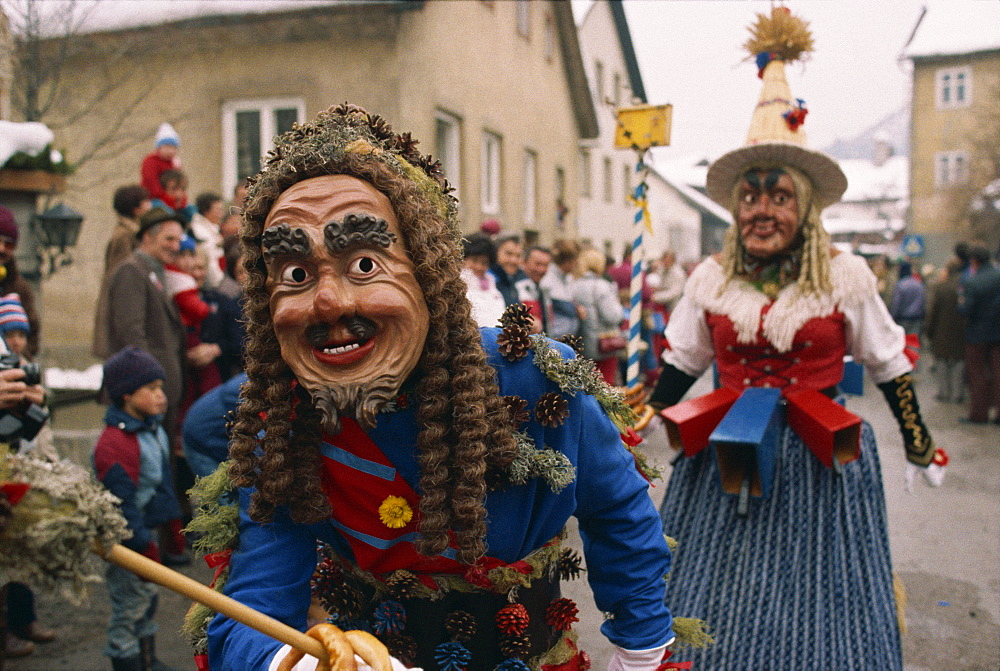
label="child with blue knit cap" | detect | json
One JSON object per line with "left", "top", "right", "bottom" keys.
{"left": 0, "top": 292, "right": 31, "bottom": 357}
{"left": 93, "top": 345, "right": 182, "bottom": 671}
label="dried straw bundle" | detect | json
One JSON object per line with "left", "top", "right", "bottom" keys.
{"left": 743, "top": 6, "right": 814, "bottom": 63}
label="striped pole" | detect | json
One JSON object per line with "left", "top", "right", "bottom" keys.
{"left": 626, "top": 153, "right": 650, "bottom": 391}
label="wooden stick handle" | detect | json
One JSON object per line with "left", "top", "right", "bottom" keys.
{"left": 96, "top": 543, "right": 328, "bottom": 663}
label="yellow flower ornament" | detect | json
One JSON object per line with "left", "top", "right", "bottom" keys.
{"left": 379, "top": 495, "right": 413, "bottom": 529}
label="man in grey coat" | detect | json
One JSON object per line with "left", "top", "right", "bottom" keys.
{"left": 105, "top": 207, "right": 186, "bottom": 439}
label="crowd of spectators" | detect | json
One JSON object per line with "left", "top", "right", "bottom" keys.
{"left": 462, "top": 218, "right": 1000, "bottom": 428}
{"left": 876, "top": 241, "right": 1000, "bottom": 424}
{"left": 459, "top": 221, "right": 688, "bottom": 388}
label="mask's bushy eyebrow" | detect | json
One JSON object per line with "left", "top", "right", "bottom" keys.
{"left": 742, "top": 168, "right": 786, "bottom": 193}
{"left": 262, "top": 223, "right": 312, "bottom": 263}
{"left": 764, "top": 168, "right": 785, "bottom": 191}
{"left": 324, "top": 213, "right": 397, "bottom": 254}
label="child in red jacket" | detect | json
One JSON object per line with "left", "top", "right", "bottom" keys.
{"left": 140, "top": 123, "right": 183, "bottom": 209}
{"left": 93, "top": 346, "right": 182, "bottom": 671}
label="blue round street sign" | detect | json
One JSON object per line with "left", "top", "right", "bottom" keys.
{"left": 902, "top": 234, "right": 925, "bottom": 258}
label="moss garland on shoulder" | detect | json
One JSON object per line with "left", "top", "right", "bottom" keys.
{"left": 181, "top": 461, "right": 240, "bottom": 653}
{"left": 528, "top": 336, "right": 661, "bottom": 481}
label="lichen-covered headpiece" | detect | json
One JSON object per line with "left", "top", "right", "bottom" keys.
{"left": 230, "top": 104, "right": 517, "bottom": 565}
{"left": 242, "top": 102, "right": 459, "bottom": 239}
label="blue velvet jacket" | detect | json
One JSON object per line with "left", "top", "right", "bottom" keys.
{"left": 208, "top": 329, "right": 673, "bottom": 670}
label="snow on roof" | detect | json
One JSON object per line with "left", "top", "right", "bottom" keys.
{"left": 823, "top": 214, "right": 906, "bottom": 236}
{"left": 838, "top": 155, "right": 909, "bottom": 202}
{"left": 904, "top": 2, "right": 1000, "bottom": 60}
{"left": 648, "top": 158, "right": 733, "bottom": 224}
{"left": 4, "top": 0, "right": 368, "bottom": 37}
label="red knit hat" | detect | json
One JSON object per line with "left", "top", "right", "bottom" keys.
{"left": 0, "top": 206, "right": 18, "bottom": 244}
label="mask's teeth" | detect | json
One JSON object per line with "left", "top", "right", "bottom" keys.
{"left": 323, "top": 342, "right": 361, "bottom": 355}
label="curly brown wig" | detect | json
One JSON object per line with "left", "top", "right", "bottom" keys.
{"left": 228, "top": 104, "right": 517, "bottom": 564}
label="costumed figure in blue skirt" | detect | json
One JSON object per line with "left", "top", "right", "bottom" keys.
{"left": 188, "top": 104, "right": 701, "bottom": 671}
{"left": 646, "top": 8, "right": 947, "bottom": 670}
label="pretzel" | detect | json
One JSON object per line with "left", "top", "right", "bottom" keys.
{"left": 277, "top": 623, "right": 367, "bottom": 671}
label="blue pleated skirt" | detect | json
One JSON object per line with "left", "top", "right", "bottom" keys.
{"left": 660, "top": 421, "right": 903, "bottom": 670}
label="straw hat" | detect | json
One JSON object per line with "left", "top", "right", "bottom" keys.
{"left": 706, "top": 7, "right": 847, "bottom": 210}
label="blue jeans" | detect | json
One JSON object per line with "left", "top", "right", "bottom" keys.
{"left": 104, "top": 563, "right": 159, "bottom": 659}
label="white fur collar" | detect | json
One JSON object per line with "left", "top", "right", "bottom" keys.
{"left": 685, "top": 253, "right": 876, "bottom": 352}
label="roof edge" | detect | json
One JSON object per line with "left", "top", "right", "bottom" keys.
{"left": 608, "top": 0, "right": 647, "bottom": 103}
{"left": 907, "top": 47, "right": 1000, "bottom": 62}
{"left": 553, "top": 0, "right": 600, "bottom": 140}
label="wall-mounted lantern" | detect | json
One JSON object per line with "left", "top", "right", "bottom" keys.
{"left": 32, "top": 202, "right": 83, "bottom": 278}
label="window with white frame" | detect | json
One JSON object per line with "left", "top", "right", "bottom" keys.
{"left": 516, "top": 0, "right": 530, "bottom": 38}
{"left": 603, "top": 156, "right": 613, "bottom": 203}
{"left": 222, "top": 98, "right": 304, "bottom": 199}
{"left": 523, "top": 149, "right": 537, "bottom": 226}
{"left": 936, "top": 67, "right": 972, "bottom": 109}
{"left": 481, "top": 131, "right": 502, "bottom": 215}
{"left": 435, "top": 110, "right": 462, "bottom": 199}
{"left": 579, "top": 149, "right": 592, "bottom": 198}
{"left": 935, "top": 150, "right": 970, "bottom": 187}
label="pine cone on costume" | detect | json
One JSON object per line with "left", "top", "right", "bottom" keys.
{"left": 312, "top": 557, "right": 351, "bottom": 613}
{"left": 444, "top": 610, "right": 478, "bottom": 642}
{"left": 501, "top": 303, "right": 534, "bottom": 330}
{"left": 384, "top": 634, "right": 418, "bottom": 666}
{"left": 545, "top": 598, "right": 580, "bottom": 631}
{"left": 558, "top": 548, "right": 584, "bottom": 581}
{"left": 373, "top": 600, "right": 407, "bottom": 636}
{"left": 496, "top": 659, "right": 532, "bottom": 671}
{"left": 385, "top": 569, "right": 421, "bottom": 599}
{"left": 434, "top": 641, "right": 473, "bottom": 671}
{"left": 557, "top": 334, "right": 585, "bottom": 357}
{"left": 496, "top": 603, "right": 530, "bottom": 637}
{"left": 535, "top": 392, "right": 569, "bottom": 428}
{"left": 497, "top": 325, "right": 532, "bottom": 362}
{"left": 499, "top": 634, "right": 531, "bottom": 660}
{"left": 317, "top": 581, "right": 365, "bottom": 621}
{"left": 502, "top": 395, "right": 531, "bottom": 428}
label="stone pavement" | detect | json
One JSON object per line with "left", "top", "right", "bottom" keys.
{"left": 7, "top": 372, "right": 999, "bottom": 670}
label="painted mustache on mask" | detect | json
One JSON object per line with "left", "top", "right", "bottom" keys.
{"left": 306, "top": 316, "right": 378, "bottom": 348}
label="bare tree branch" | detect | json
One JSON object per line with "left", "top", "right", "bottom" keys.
{"left": 4, "top": 0, "right": 165, "bottom": 170}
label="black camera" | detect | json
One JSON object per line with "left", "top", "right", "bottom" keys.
{"left": 0, "top": 353, "right": 47, "bottom": 442}
{"left": 0, "top": 353, "right": 41, "bottom": 386}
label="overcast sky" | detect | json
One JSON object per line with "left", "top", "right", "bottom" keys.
{"left": 574, "top": 0, "right": 1000, "bottom": 166}
{"left": 6, "top": 0, "right": 997, "bottom": 168}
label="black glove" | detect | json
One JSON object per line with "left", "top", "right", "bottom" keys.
{"left": 648, "top": 363, "right": 698, "bottom": 410}
{"left": 877, "top": 373, "right": 935, "bottom": 467}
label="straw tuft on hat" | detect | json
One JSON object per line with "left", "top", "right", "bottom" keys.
{"left": 706, "top": 7, "right": 847, "bottom": 211}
